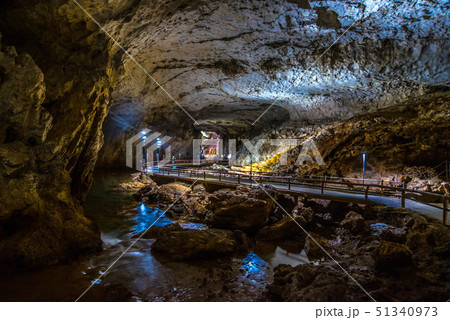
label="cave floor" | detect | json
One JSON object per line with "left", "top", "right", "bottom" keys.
{"left": 0, "top": 170, "right": 309, "bottom": 302}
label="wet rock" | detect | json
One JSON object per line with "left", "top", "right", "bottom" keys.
{"left": 370, "top": 223, "right": 407, "bottom": 243}
{"left": 371, "top": 241, "right": 413, "bottom": 270}
{"left": 256, "top": 216, "right": 304, "bottom": 241}
{"left": 140, "top": 223, "right": 183, "bottom": 240}
{"left": 270, "top": 193, "right": 297, "bottom": 223}
{"left": 293, "top": 206, "right": 315, "bottom": 226}
{"left": 266, "top": 263, "right": 369, "bottom": 302}
{"left": 248, "top": 184, "right": 278, "bottom": 203}
{"left": 82, "top": 283, "right": 134, "bottom": 302}
{"left": 233, "top": 230, "right": 253, "bottom": 253}
{"left": 406, "top": 223, "right": 450, "bottom": 251}
{"left": 314, "top": 212, "right": 336, "bottom": 226}
{"left": 157, "top": 183, "right": 191, "bottom": 202}
{"left": 164, "top": 203, "right": 188, "bottom": 220}
{"left": 340, "top": 211, "right": 369, "bottom": 234}
{"left": 133, "top": 184, "right": 159, "bottom": 203}
{"left": 151, "top": 228, "right": 243, "bottom": 260}
{"left": 134, "top": 182, "right": 190, "bottom": 204}
{"left": 207, "top": 189, "right": 272, "bottom": 232}
{"left": 114, "top": 174, "right": 157, "bottom": 191}
{"left": 304, "top": 232, "right": 332, "bottom": 261}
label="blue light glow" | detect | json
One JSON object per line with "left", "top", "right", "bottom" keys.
{"left": 132, "top": 203, "right": 172, "bottom": 234}
{"left": 241, "top": 253, "right": 266, "bottom": 277}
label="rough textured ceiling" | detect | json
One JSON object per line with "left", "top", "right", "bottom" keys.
{"left": 67, "top": 0, "right": 449, "bottom": 132}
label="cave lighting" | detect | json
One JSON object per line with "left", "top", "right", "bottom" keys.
{"left": 362, "top": 152, "right": 367, "bottom": 183}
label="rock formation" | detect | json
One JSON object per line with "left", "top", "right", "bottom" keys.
{"left": 0, "top": 0, "right": 124, "bottom": 267}
{"left": 0, "top": 0, "right": 449, "bottom": 269}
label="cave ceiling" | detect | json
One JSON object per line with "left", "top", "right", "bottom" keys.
{"left": 2, "top": 0, "right": 449, "bottom": 135}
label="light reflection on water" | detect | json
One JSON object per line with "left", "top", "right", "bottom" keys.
{"left": 0, "top": 170, "right": 312, "bottom": 301}
{"left": 261, "top": 247, "right": 310, "bottom": 267}
{"left": 131, "top": 203, "right": 172, "bottom": 235}
{"left": 242, "top": 253, "right": 267, "bottom": 277}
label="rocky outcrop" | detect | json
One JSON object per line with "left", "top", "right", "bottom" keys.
{"left": 114, "top": 173, "right": 158, "bottom": 191}
{"left": 265, "top": 204, "right": 450, "bottom": 301}
{"left": 266, "top": 263, "right": 369, "bottom": 302}
{"left": 151, "top": 228, "right": 246, "bottom": 260}
{"left": 134, "top": 182, "right": 190, "bottom": 204}
{"left": 256, "top": 216, "right": 304, "bottom": 241}
{"left": 140, "top": 223, "right": 184, "bottom": 240}
{"left": 253, "top": 92, "right": 449, "bottom": 179}
{"left": 340, "top": 211, "right": 369, "bottom": 234}
{"left": 206, "top": 187, "right": 273, "bottom": 232}
{"left": 371, "top": 241, "right": 413, "bottom": 270}
{"left": 304, "top": 232, "right": 332, "bottom": 261}
{"left": 0, "top": 34, "right": 105, "bottom": 268}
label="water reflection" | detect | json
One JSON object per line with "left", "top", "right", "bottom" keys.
{"left": 0, "top": 170, "right": 313, "bottom": 301}
{"left": 241, "top": 253, "right": 267, "bottom": 277}
{"left": 132, "top": 203, "right": 172, "bottom": 235}
{"left": 264, "top": 247, "right": 310, "bottom": 267}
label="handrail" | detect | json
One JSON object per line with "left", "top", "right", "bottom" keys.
{"left": 148, "top": 166, "right": 449, "bottom": 225}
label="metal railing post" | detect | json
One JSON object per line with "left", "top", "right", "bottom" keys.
{"left": 443, "top": 196, "right": 448, "bottom": 225}
{"left": 288, "top": 178, "right": 291, "bottom": 190}
{"left": 238, "top": 174, "right": 241, "bottom": 184}
{"left": 219, "top": 172, "right": 222, "bottom": 182}
{"left": 203, "top": 171, "right": 206, "bottom": 180}
{"left": 321, "top": 181, "right": 324, "bottom": 195}
{"left": 401, "top": 188, "right": 406, "bottom": 208}
{"left": 365, "top": 186, "right": 369, "bottom": 200}
{"left": 446, "top": 160, "right": 449, "bottom": 182}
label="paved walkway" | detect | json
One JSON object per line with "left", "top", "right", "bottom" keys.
{"left": 151, "top": 169, "right": 447, "bottom": 224}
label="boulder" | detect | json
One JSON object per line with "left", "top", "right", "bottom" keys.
{"left": 151, "top": 228, "right": 243, "bottom": 260}
{"left": 131, "top": 173, "right": 158, "bottom": 186}
{"left": 266, "top": 263, "right": 369, "bottom": 302}
{"left": 370, "top": 223, "right": 407, "bottom": 243}
{"left": 140, "top": 223, "right": 183, "bottom": 239}
{"left": 305, "top": 232, "right": 331, "bottom": 260}
{"left": 314, "top": 212, "right": 336, "bottom": 226}
{"left": 256, "top": 216, "right": 304, "bottom": 241}
{"left": 133, "top": 184, "right": 158, "bottom": 202}
{"left": 207, "top": 189, "right": 272, "bottom": 232}
{"left": 248, "top": 184, "right": 278, "bottom": 202}
{"left": 156, "top": 183, "right": 191, "bottom": 202}
{"left": 340, "top": 211, "right": 368, "bottom": 234}
{"left": 406, "top": 223, "right": 450, "bottom": 250}
{"left": 371, "top": 240, "right": 413, "bottom": 269}
{"left": 134, "top": 182, "right": 190, "bottom": 204}
{"left": 270, "top": 193, "right": 296, "bottom": 223}
{"left": 293, "top": 206, "right": 315, "bottom": 225}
